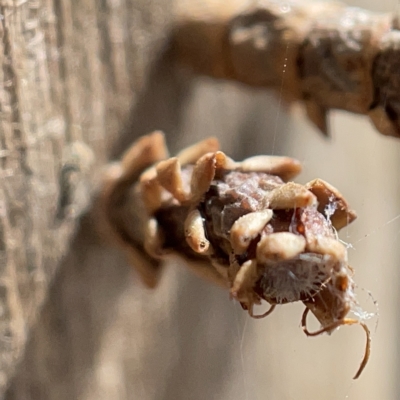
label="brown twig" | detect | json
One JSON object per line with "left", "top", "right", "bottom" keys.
{"left": 172, "top": 0, "right": 400, "bottom": 137}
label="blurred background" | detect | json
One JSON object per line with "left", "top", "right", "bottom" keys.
{"left": 4, "top": 0, "right": 400, "bottom": 399}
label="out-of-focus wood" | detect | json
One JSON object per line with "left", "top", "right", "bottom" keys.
{"left": 173, "top": 0, "right": 400, "bottom": 138}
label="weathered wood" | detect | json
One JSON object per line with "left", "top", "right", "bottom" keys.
{"left": 0, "top": 0, "right": 174, "bottom": 393}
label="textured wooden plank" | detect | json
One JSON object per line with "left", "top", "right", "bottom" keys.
{"left": 0, "top": 0, "right": 173, "bottom": 393}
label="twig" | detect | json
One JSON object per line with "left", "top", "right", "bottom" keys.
{"left": 172, "top": 0, "right": 400, "bottom": 137}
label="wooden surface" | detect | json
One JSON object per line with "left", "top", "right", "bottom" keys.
{"left": 0, "top": 0, "right": 174, "bottom": 395}
{"left": 1, "top": 0, "right": 400, "bottom": 399}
